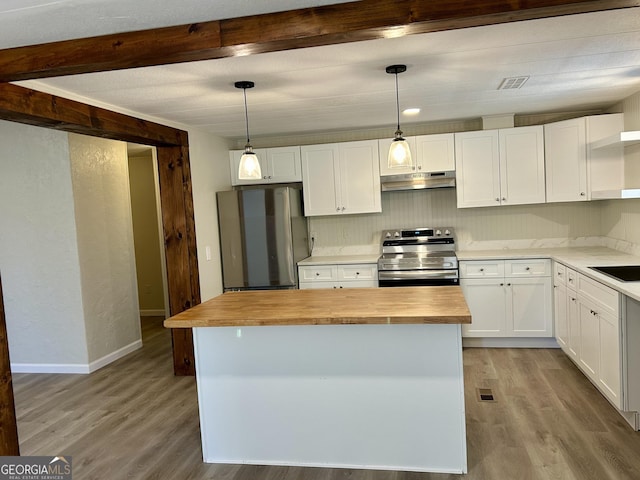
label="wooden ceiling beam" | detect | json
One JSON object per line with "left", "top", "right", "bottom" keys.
{"left": 0, "top": 83, "right": 187, "bottom": 146}
{"left": 0, "top": 0, "right": 637, "bottom": 82}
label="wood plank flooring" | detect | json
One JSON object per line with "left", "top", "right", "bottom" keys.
{"left": 13, "top": 318, "right": 640, "bottom": 479}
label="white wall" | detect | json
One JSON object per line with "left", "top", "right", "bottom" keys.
{"left": 0, "top": 120, "right": 90, "bottom": 370}
{"left": 187, "top": 129, "right": 232, "bottom": 301}
{"left": 600, "top": 91, "right": 640, "bottom": 256}
{"left": 68, "top": 134, "right": 142, "bottom": 366}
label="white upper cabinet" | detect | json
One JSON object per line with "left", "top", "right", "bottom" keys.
{"left": 230, "top": 146, "right": 302, "bottom": 185}
{"left": 544, "top": 113, "right": 624, "bottom": 202}
{"left": 455, "top": 126, "right": 545, "bottom": 208}
{"left": 301, "top": 140, "right": 381, "bottom": 216}
{"left": 379, "top": 133, "right": 455, "bottom": 176}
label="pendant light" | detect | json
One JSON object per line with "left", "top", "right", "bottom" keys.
{"left": 235, "top": 81, "right": 262, "bottom": 180}
{"left": 386, "top": 64, "right": 413, "bottom": 169}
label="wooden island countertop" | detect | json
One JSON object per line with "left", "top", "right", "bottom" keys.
{"left": 164, "top": 286, "right": 471, "bottom": 328}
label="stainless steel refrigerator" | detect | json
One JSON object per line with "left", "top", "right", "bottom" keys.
{"left": 216, "top": 187, "right": 309, "bottom": 291}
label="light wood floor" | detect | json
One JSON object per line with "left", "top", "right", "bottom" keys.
{"left": 13, "top": 318, "right": 640, "bottom": 479}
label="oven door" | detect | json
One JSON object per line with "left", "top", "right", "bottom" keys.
{"left": 378, "top": 269, "right": 459, "bottom": 287}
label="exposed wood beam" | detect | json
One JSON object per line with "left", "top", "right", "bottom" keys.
{"left": 0, "top": 83, "right": 187, "bottom": 147}
{"left": 0, "top": 0, "right": 637, "bottom": 82}
{"left": 0, "top": 275, "right": 20, "bottom": 455}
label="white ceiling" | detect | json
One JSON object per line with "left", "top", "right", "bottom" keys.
{"left": 5, "top": 2, "right": 640, "bottom": 141}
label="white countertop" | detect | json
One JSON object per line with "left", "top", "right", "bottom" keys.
{"left": 457, "top": 246, "right": 640, "bottom": 302}
{"left": 298, "top": 254, "right": 381, "bottom": 266}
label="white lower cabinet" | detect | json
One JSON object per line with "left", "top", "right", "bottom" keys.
{"left": 461, "top": 259, "right": 552, "bottom": 338}
{"left": 298, "top": 263, "right": 378, "bottom": 289}
{"left": 553, "top": 261, "right": 622, "bottom": 410}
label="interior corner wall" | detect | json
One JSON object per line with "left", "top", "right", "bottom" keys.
{"left": 68, "top": 133, "right": 141, "bottom": 366}
{"left": 128, "top": 152, "right": 165, "bottom": 314}
{"left": 187, "top": 128, "right": 232, "bottom": 301}
{"left": 0, "top": 120, "right": 89, "bottom": 371}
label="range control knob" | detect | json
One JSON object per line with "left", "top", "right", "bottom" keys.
{"left": 394, "top": 231, "right": 400, "bottom": 238}
{"left": 445, "top": 229, "right": 451, "bottom": 236}
{"left": 435, "top": 229, "right": 442, "bottom": 236}
{"left": 385, "top": 232, "right": 392, "bottom": 238}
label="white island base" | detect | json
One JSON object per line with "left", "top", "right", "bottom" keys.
{"left": 193, "top": 323, "right": 467, "bottom": 474}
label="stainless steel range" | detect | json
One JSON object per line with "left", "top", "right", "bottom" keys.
{"left": 377, "top": 227, "right": 459, "bottom": 287}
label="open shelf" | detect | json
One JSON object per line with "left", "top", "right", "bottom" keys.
{"left": 591, "top": 131, "right": 640, "bottom": 150}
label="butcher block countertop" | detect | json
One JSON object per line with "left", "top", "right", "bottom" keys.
{"left": 164, "top": 286, "right": 471, "bottom": 328}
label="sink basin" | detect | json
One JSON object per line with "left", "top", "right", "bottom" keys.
{"left": 589, "top": 265, "right": 640, "bottom": 282}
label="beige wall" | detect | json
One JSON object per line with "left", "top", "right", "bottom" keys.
{"left": 128, "top": 151, "right": 166, "bottom": 314}
{"left": 68, "top": 133, "right": 142, "bottom": 365}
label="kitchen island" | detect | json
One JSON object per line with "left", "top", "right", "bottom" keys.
{"left": 165, "top": 286, "right": 471, "bottom": 474}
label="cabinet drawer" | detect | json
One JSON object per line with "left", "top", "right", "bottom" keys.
{"left": 554, "top": 262, "right": 567, "bottom": 286}
{"left": 566, "top": 268, "right": 578, "bottom": 290}
{"left": 577, "top": 274, "right": 619, "bottom": 317}
{"left": 506, "top": 259, "right": 550, "bottom": 277}
{"left": 338, "top": 264, "right": 377, "bottom": 281}
{"left": 459, "top": 261, "right": 504, "bottom": 278}
{"left": 298, "top": 265, "right": 337, "bottom": 282}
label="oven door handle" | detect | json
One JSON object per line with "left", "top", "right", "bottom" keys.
{"left": 377, "top": 269, "right": 459, "bottom": 280}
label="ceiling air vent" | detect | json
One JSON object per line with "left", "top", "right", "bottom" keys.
{"left": 498, "top": 76, "right": 529, "bottom": 90}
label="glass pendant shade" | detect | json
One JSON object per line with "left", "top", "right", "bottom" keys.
{"left": 238, "top": 145, "right": 262, "bottom": 180}
{"left": 388, "top": 133, "right": 412, "bottom": 169}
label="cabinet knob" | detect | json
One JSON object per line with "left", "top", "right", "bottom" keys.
{"left": 315, "top": 272, "right": 320, "bottom": 276}
{"left": 341, "top": 207, "right": 346, "bottom": 211}
{"left": 502, "top": 197, "right": 506, "bottom": 201}
{"left": 336, "top": 207, "right": 340, "bottom": 212}
{"left": 356, "top": 272, "right": 360, "bottom": 275}
{"left": 500, "top": 283, "right": 504, "bottom": 286}
{"left": 479, "top": 268, "right": 484, "bottom": 272}
{"left": 507, "top": 283, "right": 512, "bottom": 287}
{"left": 495, "top": 198, "right": 500, "bottom": 202}
{"left": 526, "top": 267, "right": 530, "bottom": 271}
{"left": 417, "top": 166, "right": 422, "bottom": 170}
{"left": 580, "top": 192, "right": 586, "bottom": 196}
{"left": 263, "top": 176, "right": 268, "bottom": 179}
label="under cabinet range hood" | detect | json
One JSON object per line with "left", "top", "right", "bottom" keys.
{"left": 381, "top": 171, "right": 456, "bottom": 192}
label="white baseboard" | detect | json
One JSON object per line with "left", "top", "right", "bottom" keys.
{"left": 88, "top": 339, "right": 143, "bottom": 373}
{"left": 11, "top": 339, "right": 143, "bottom": 374}
{"left": 463, "top": 337, "right": 560, "bottom": 348}
{"left": 140, "top": 309, "right": 166, "bottom": 317}
{"left": 11, "top": 363, "right": 91, "bottom": 374}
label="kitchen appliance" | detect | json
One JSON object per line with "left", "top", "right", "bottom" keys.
{"left": 217, "top": 187, "right": 309, "bottom": 291}
{"left": 380, "top": 171, "right": 456, "bottom": 192}
{"left": 377, "top": 227, "right": 458, "bottom": 287}
{"left": 589, "top": 265, "right": 640, "bottom": 282}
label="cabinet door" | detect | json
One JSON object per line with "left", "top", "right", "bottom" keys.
{"left": 567, "top": 292, "right": 580, "bottom": 360}
{"left": 509, "top": 277, "right": 553, "bottom": 337}
{"left": 461, "top": 279, "right": 507, "bottom": 337}
{"left": 266, "top": 146, "right": 302, "bottom": 182}
{"left": 301, "top": 144, "right": 340, "bottom": 216}
{"left": 415, "top": 133, "right": 455, "bottom": 173}
{"left": 554, "top": 283, "right": 569, "bottom": 350}
{"left": 544, "top": 118, "right": 587, "bottom": 202}
{"left": 455, "top": 130, "right": 501, "bottom": 208}
{"left": 378, "top": 137, "right": 417, "bottom": 176}
{"left": 338, "top": 140, "right": 381, "bottom": 215}
{"left": 499, "top": 126, "right": 546, "bottom": 206}
{"left": 598, "top": 310, "right": 622, "bottom": 409}
{"left": 229, "top": 148, "right": 268, "bottom": 185}
{"left": 578, "top": 300, "right": 599, "bottom": 381}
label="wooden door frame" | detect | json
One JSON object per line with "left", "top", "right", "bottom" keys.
{"left": 0, "top": 0, "right": 637, "bottom": 378}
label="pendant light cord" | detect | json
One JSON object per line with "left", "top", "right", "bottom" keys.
{"left": 394, "top": 72, "right": 401, "bottom": 131}
{"left": 243, "top": 87, "right": 251, "bottom": 144}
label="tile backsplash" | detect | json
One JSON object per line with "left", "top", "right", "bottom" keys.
{"left": 310, "top": 188, "right": 606, "bottom": 254}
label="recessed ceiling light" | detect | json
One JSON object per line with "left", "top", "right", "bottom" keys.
{"left": 403, "top": 108, "right": 421, "bottom": 116}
